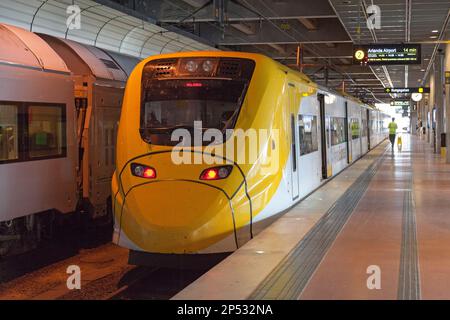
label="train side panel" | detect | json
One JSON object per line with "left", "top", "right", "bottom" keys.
{"left": 0, "top": 66, "right": 77, "bottom": 222}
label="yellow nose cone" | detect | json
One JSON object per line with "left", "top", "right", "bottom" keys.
{"left": 119, "top": 180, "right": 236, "bottom": 253}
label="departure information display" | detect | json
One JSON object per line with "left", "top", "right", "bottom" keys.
{"left": 353, "top": 44, "right": 421, "bottom": 65}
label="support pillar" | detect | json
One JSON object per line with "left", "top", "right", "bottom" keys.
{"left": 435, "top": 49, "right": 444, "bottom": 154}
{"left": 429, "top": 67, "right": 435, "bottom": 148}
{"left": 445, "top": 43, "right": 450, "bottom": 163}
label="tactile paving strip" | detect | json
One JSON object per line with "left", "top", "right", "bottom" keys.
{"left": 249, "top": 148, "right": 388, "bottom": 300}
{"left": 397, "top": 177, "right": 421, "bottom": 300}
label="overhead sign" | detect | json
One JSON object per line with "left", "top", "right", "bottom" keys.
{"left": 384, "top": 87, "right": 430, "bottom": 94}
{"left": 390, "top": 100, "right": 410, "bottom": 107}
{"left": 353, "top": 44, "right": 421, "bottom": 65}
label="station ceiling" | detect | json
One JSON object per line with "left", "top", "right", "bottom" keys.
{"left": 105, "top": 0, "right": 450, "bottom": 103}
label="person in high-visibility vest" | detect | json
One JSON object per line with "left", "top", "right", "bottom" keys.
{"left": 388, "top": 117, "right": 398, "bottom": 150}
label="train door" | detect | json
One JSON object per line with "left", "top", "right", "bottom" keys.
{"left": 347, "top": 106, "right": 353, "bottom": 163}
{"left": 344, "top": 101, "right": 350, "bottom": 164}
{"left": 359, "top": 110, "right": 363, "bottom": 154}
{"left": 318, "top": 94, "right": 330, "bottom": 179}
{"left": 367, "top": 109, "right": 371, "bottom": 150}
{"left": 90, "top": 85, "right": 123, "bottom": 218}
{"left": 289, "top": 84, "right": 299, "bottom": 200}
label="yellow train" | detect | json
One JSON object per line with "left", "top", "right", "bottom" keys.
{"left": 112, "top": 51, "right": 389, "bottom": 264}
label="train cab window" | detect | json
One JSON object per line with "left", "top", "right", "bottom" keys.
{"left": 140, "top": 58, "right": 255, "bottom": 146}
{"left": 351, "top": 118, "right": 360, "bottom": 140}
{"left": 298, "top": 115, "right": 318, "bottom": 156}
{"left": 0, "top": 104, "right": 19, "bottom": 162}
{"left": 331, "top": 117, "right": 346, "bottom": 146}
{"left": 28, "top": 105, "right": 66, "bottom": 159}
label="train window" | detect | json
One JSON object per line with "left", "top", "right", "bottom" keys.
{"left": 331, "top": 117, "right": 346, "bottom": 146}
{"left": 351, "top": 118, "right": 360, "bottom": 140}
{"left": 298, "top": 115, "right": 318, "bottom": 156}
{"left": 0, "top": 104, "right": 19, "bottom": 162}
{"left": 28, "top": 105, "right": 66, "bottom": 159}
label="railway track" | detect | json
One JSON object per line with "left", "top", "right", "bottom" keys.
{"left": 106, "top": 267, "right": 211, "bottom": 300}
{"left": 0, "top": 240, "right": 226, "bottom": 300}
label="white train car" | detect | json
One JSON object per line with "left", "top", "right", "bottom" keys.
{"left": 280, "top": 87, "right": 387, "bottom": 205}
{"left": 0, "top": 24, "right": 77, "bottom": 255}
{"left": 0, "top": 23, "right": 141, "bottom": 256}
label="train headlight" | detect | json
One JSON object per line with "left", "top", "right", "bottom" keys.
{"left": 199, "top": 165, "right": 233, "bottom": 181}
{"left": 202, "top": 60, "right": 214, "bottom": 72}
{"left": 179, "top": 58, "right": 218, "bottom": 76}
{"left": 184, "top": 60, "right": 199, "bottom": 73}
{"left": 131, "top": 163, "right": 156, "bottom": 179}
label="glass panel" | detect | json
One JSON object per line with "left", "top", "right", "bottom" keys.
{"left": 351, "top": 118, "right": 360, "bottom": 139}
{"left": 28, "top": 105, "right": 64, "bottom": 158}
{"left": 361, "top": 118, "right": 368, "bottom": 137}
{"left": 369, "top": 119, "right": 376, "bottom": 136}
{"left": 299, "top": 115, "right": 319, "bottom": 156}
{"left": 0, "top": 104, "right": 19, "bottom": 161}
{"left": 331, "top": 117, "right": 346, "bottom": 146}
{"left": 140, "top": 58, "right": 255, "bottom": 146}
{"left": 325, "top": 117, "right": 331, "bottom": 148}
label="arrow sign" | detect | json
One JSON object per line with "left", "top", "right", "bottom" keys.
{"left": 384, "top": 87, "right": 430, "bottom": 94}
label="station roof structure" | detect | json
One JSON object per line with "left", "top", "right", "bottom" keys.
{"left": 0, "top": 0, "right": 448, "bottom": 103}
{"left": 108, "top": 0, "right": 450, "bottom": 103}
{"left": 0, "top": 0, "right": 216, "bottom": 59}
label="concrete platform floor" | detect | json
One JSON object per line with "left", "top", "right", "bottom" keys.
{"left": 175, "top": 135, "right": 450, "bottom": 300}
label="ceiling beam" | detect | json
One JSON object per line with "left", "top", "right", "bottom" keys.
{"left": 179, "top": 0, "right": 208, "bottom": 7}
{"left": 298, "top": 17, "right": 318, "bottom": 31}
{"left": 219, "top": 40, "right": 352, "bottom": 45}
{"left": 267, "top": 43, "right": 287, "bottom": 54}
{"left": 160, "top": 15, "right": 337, "bottom": 23}
{"left": 273, "top": 55, "right": 352, "bottom": 60}
{"left": 230, "top": 22, "right": 256, "bottom": 35}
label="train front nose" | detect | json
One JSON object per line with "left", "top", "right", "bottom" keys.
{"left": 114, "top": 156, "right": 246, "bottom": 253}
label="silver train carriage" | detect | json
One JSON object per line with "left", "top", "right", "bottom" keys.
{"left": 0, "top": 23, "right": 140, "bottom": 256}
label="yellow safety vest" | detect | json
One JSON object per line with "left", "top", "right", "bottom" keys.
{"left": 388, "top": 122, "right": 398, "bottom": 135}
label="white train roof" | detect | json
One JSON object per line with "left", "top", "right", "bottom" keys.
{"left": 0, "top": 0, "right": 216, "bottom": 59}
{"left": 104, "top": 50, "right": 141, "bottom": 76}
{"left": 39, "top": 33, "right": 128, "bottom": 81}
{"left": 0, "top": 23, "right": 69, "bottom": 73}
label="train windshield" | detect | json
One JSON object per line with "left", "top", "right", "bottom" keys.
{"left": 140, "top": 58, "right": 255, "bottom": 146}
